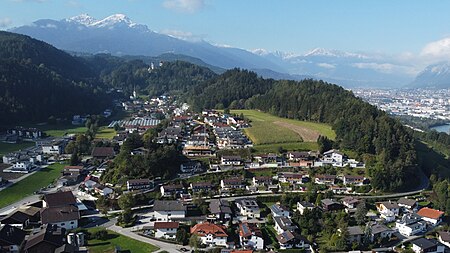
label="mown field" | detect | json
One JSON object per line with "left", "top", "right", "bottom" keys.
{"left": 95, "top": 127, "right": 117, "bottom": 139}
{"left": 86, "top": 227, "right": 159, "bottom": 253}
{"left": 0, "top": 163, "right": 66, "bottom": 208}
{"left": 231, "top": 110, "right": 335, "bottom": 152}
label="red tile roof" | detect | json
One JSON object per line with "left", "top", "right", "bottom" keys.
{"left": 154, "top": 222, "right": 179, "bottom": 229}
{"left": 417, "top": 207, "right": 444, "bottom": 220}
{"left": 190, "top": 222, "right": 228, "bottom": 238}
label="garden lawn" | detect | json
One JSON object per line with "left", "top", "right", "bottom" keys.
{"left": 95, "top": 127, "right": 117, "bottom": 139}
{"left": 86, "top": 228, "right": 159, "bottom": 253}
{"left": 0, "top": 163, "right": 66, "bottom": 208}
{"left": 252, "top": 142, "right": 319, "bottom": 153}
{"left": 44, "top": 125, "right": 87, "bottom": 137}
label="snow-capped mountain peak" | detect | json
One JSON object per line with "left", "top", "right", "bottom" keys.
{"left": 304, "top": 47, "right": 368, "bottom": 59}
{"left": 65, "top": 13, "right": 97, "bottom": 25}
{"left": 89, "top": 14, "right": 134, "bottom": 27}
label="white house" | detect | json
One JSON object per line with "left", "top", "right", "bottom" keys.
{"left": 153, "top": 200, "right": 186, "bottom": 221}
{"left": 221, "top": 156, "right": 242, "bottom": 165}
{"left": 417, "top": 207, "right": 445, "bottom": 226}
{"left": 376, "top": 201, "right": 400, "bottom": 219}
{"left": 12, "top": 161, "right": 33, "bottom": 173}
{"left": 411, "top": 238, "right": 445, "bottom": 253}
{"left": 190, "top": 222, "right": 228, "bottom": 247}
{"left": 154, "top": 222, "right": 179, "bottom": 240}
{"left": 438, "top": 231, "right": 450, "bottom": 248}
{"left": 297, "top": 201, "right": 315, "bottom": 215}
{"left": 239, "top": 222, "right": 264, "bottom": 250}
{"left": 398, "top": 197, "right": 418, "bottom": 212}
{"left": 274, "top": 216, "right": 297, "bottom": 235}
{"left": 276, "top": 230, "right": 310, "bottom": 250}
{"left": 235, "top": 199, "right": 260, "bottom": 219}
{"left": 395, "top": 213, "right": 427, "bottom": 236}
{"left": 270, "top": 203, "right": 291, "bottom": 218}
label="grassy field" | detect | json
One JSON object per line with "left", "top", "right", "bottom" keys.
{"left": 0, "top": 142, "right": 35, "bottom": 157}
{"left": 44, "top": 125, "right": 87, "bottom": 137}
{"left": 252, "top": 142, "right": 319, "bottom": 153}
{"left": 95, "top": 127, "right": 117, "bottom": 139}
{"left": 233, "top": 110, "right": 335, "bottom": 142}
{"left": 0, "top": 163, "right": 66, "bottom": 208}
{"left": 86, "top": 228, "right": 159, "bottom": 253}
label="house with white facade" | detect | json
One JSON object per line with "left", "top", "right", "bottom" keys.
{"left": 417, "top": 207, "right": 445, "bottom": 226}
{"left": 190, "top": 222, "right": 228, "bottom": 247}
{"left": 153, "top": 222, "right": 179, "bottom": 240}
{"left": 297, "top": 201, "right": 315, "bottom": 215}
{"left": 411, "top": 238, "right": 445, "bottom": 253}
{"left": 270, "top": 203, "right": 291, "bottom": 218}
{"left": 153, "top": 200, "right": 186, "bottom": 221}
{"left": 395, "top": 213, "right": 427, "bottom": 236}
{"left": 235, "top": 198, "right": 260, "bottom": 219}
{"left": 239, "top": 222, "right": 264, "bottom": 250}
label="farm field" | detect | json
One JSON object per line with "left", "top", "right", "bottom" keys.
{"left": 0, "top": 163, "right": 66, "bottom": 208}
{"left": 86, "top": 227, "right": 159, "bottom": 253}
{"left": 44, "top": 125, "right": 87, "bottom": 137}
{"left": 231, "top": 110, "right": 334, "bottom": 151}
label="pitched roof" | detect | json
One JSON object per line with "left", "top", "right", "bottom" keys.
{"left": 417, "top": 207, "right": 445, "bottom": 220}
{"left": 0, "top": 224, "right": 26, "bottom": 246}
{"left": 397, "top": 197, "right": 417, "bottom": 207}
{"left": 348, "top": 226, "right": 364, "bottom": 236}
{"left": 371, "top": 224, "right": 391, "bottom": 234}
{"left": 91, "top": 147, "right": 115, "bottom": 157}
{"left": 439, "top": 231, "right": 450, "bottom": 243}
{"left": 154, "top": 222, "right": 179, "bottom": 229}
{"left": 191, "top": 222, "right": 228, "bottom": 237}
{"left": 127, "top": 178, "right": 152, "bottom": 184}
{"left": 24, "top": 224, "right": 65, "bottom": 251}
{"left": 411, "top": 238, "right": 441, "bottom": 250}
{"left": 239, "top": 222, "right": 262, "bottom": 238}
{"left": 44, "top": 191, "right": 77, "bottom": 207}
{"left": 378, "top": 201, "right": 399, "bottom": 209}
{"left": 298, "top": 201, "right": 315, "bottom": 208}
{"left": 209, "top": 199, "right": 232, "bottom": 214}
{"left": 41, "top": 206, "right": 80, "bottom": 224}
{"left": 276, "top": 230, "right": 303, "bottom": 244}
{"left": 153, "top": 200, "right": 186, "bottom": 212}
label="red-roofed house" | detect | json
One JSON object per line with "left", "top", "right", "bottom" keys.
{"left": 417, "top": 207, "right": 445, "bottom": 225}
{"left": 190, "top": 222, "right": 228, "bottom": 247}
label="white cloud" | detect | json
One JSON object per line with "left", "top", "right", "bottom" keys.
{"left": 0, "top": 17, "right": 12, "bottom": 28}
{"left": 421, "top": 37, "right": 450, "bottom": 60}
{"left": 351, "top": 62, "right": 417, "bottom": 75}
{"left": 160, "top": 29, "right": 204, "bottom": 42}
{"left": 317, "top": 63, "right": 336, "bottom": 69}
{"left": 162, "top": 0, "right": 205, "bottom": 13}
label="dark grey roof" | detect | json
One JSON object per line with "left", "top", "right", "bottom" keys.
{"left": 371, "top": 224, "right": 391, "bottom": 235}
{"left": 439, "top": 231, "right": 450, "bottom": 242}
{"left": 397, "top": 197, "right": 417, "bottom": 207}
{"left": 298, "top": 201, "right": 315, "bottom": 208}
{"left": 0, "top": 224, "right": 26, "bottom": 246}
{"left": 348, "top": 226, "right": 364, "bottom": 236}
{"left": 321, "top": 198, "right": 339, "bottom": 206}
{"left": 209, "top": 199, "right": 232, "bottom": 214}
{"left": 44, "top": 191, "right": 77, "bottom": 207}
{"left": 235, "top": 198, "right": 259, "bottom": 208}
{"left": 378, "top": 201, "right": 399, "bottom": 209}
{"left": 274, "top": 216, "right": 297, "bottom": 231}
{"left": 411, "top": 238, "right": 440, "bottom": 250}
{"left": 153, "top": 200, "right": 186, "bottom": 212}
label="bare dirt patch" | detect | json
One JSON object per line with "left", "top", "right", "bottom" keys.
{"left": 273, "top": 121, "right": 321, "bottom": 142}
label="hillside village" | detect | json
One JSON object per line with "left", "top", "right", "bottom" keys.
{"left": 0, "top": 94, "right": 448, "bottom": 253}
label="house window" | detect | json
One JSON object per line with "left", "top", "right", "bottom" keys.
{"left": 61, "top": 223, "right": 65, "bottom": 226}
{"left": 70, "top": 221, "right": 74, "bottom": 224}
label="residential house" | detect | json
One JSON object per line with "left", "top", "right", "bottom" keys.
{"left": 315, "top": 175, "right": 336, "bottom": 185}
{"left": 40, "top": 191, "right": 80, "bottom": 230}
{"left": 127, "top": 179, "right": 153, "bottom": 191}
{"left": 417, "top": 207, "right": 445, "bottom": 226}
{"left": 411, "top": 238, "right": 445, "bottom": 253}
{"left": 190, "top": 182, "right": 214, "bottom": 193}
{"left": 182, "top": 145, "right": 213, "bottom": 157}
{"left": 221, "top": 178, "right": 246, "bottom": 191}
{"left": 180, "top": 161, "right": 202, "bottom": 174}
{"left": 221, "top": 156, "right": 242, "bottom": 166}
{"left": 342, "top": 175, "right": 365, "bottom": 186}
{"left": 321, "top": 199, "right": 344, "bottom": 212}
{"left": 11, "top": 161, "right": 33, "bottom": 173}
{"left": 239, "top": 222, "right": 264, "bottom": 250}
{"left": 278, "top": 172, "right": 307, "bottom": 185}
{"left": 23, "top": 224, "right": 67, "bottom": 253}
{"left": 371, "top": 224, "right": 394, "bottom": 243}
{"left": 235, "top": 199, "right": 260, "bottom": 219}
{"left": 341, "top": 196, "right": 360, "bottom": 210}
{"left": 288, "top": 151, "right": 309, "bottom": 161}
{"left": 209, "top": 199, "right": 232, "bottom": 222}
{"left": 270, "top": 204, "right": 291, "bottom": 218}
{"left": 0, "top": 224, "right": 26, "bottom": 253}
{"left": 274, "top": 216, "right": 297, "bottom": 234}
{"left": 42, "top": 140, "right": 66, "bottom": 155}
{"left": 323, "top": 149, "right": 345, "bottom": 164}
{"left": 154, "top": 222, "right": 179, "bottom": 240}
{"left": 160, "top": 184, "right": 185, "bottom": 197}
{"left": 376, "top": 201, "right": 400, "bottom": 222}
{"left": 252, "top": 176, "right": 272, "bottom": 186}
{"left": 91, "top": 147, "right": 115, "bottom": 160}
{"left": 396, "top": 213, "right": 427, "bottom": 236}
{"left": 438, "top": 231, "right": 450, "bottom": 248}
{"left": 190, "top": 222, "right": 228, "bottom": 247}
{"left": 398, "top": 197, "right": 418, "bottom": 212}
{"left": 347, "top": 226, "right": 364, "bottom": 244}
{"left": 0, "top": 206, "right": 41, "bottom": 228}
{"left": 153, "top": 200, "right": 186, "bottom": 221}
{"left": 276, "top": 230, "right": 309, "bottom": 250}
{"left": 297, "top": 201, "right": 315, "bottom": 215}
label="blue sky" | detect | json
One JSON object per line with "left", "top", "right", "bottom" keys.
{"left": 1, "top": 0, "right": 450, "bottom": 56}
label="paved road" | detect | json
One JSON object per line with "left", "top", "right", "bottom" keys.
{"left": 107, "top": 224, "right": 189, "bottom": 253}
